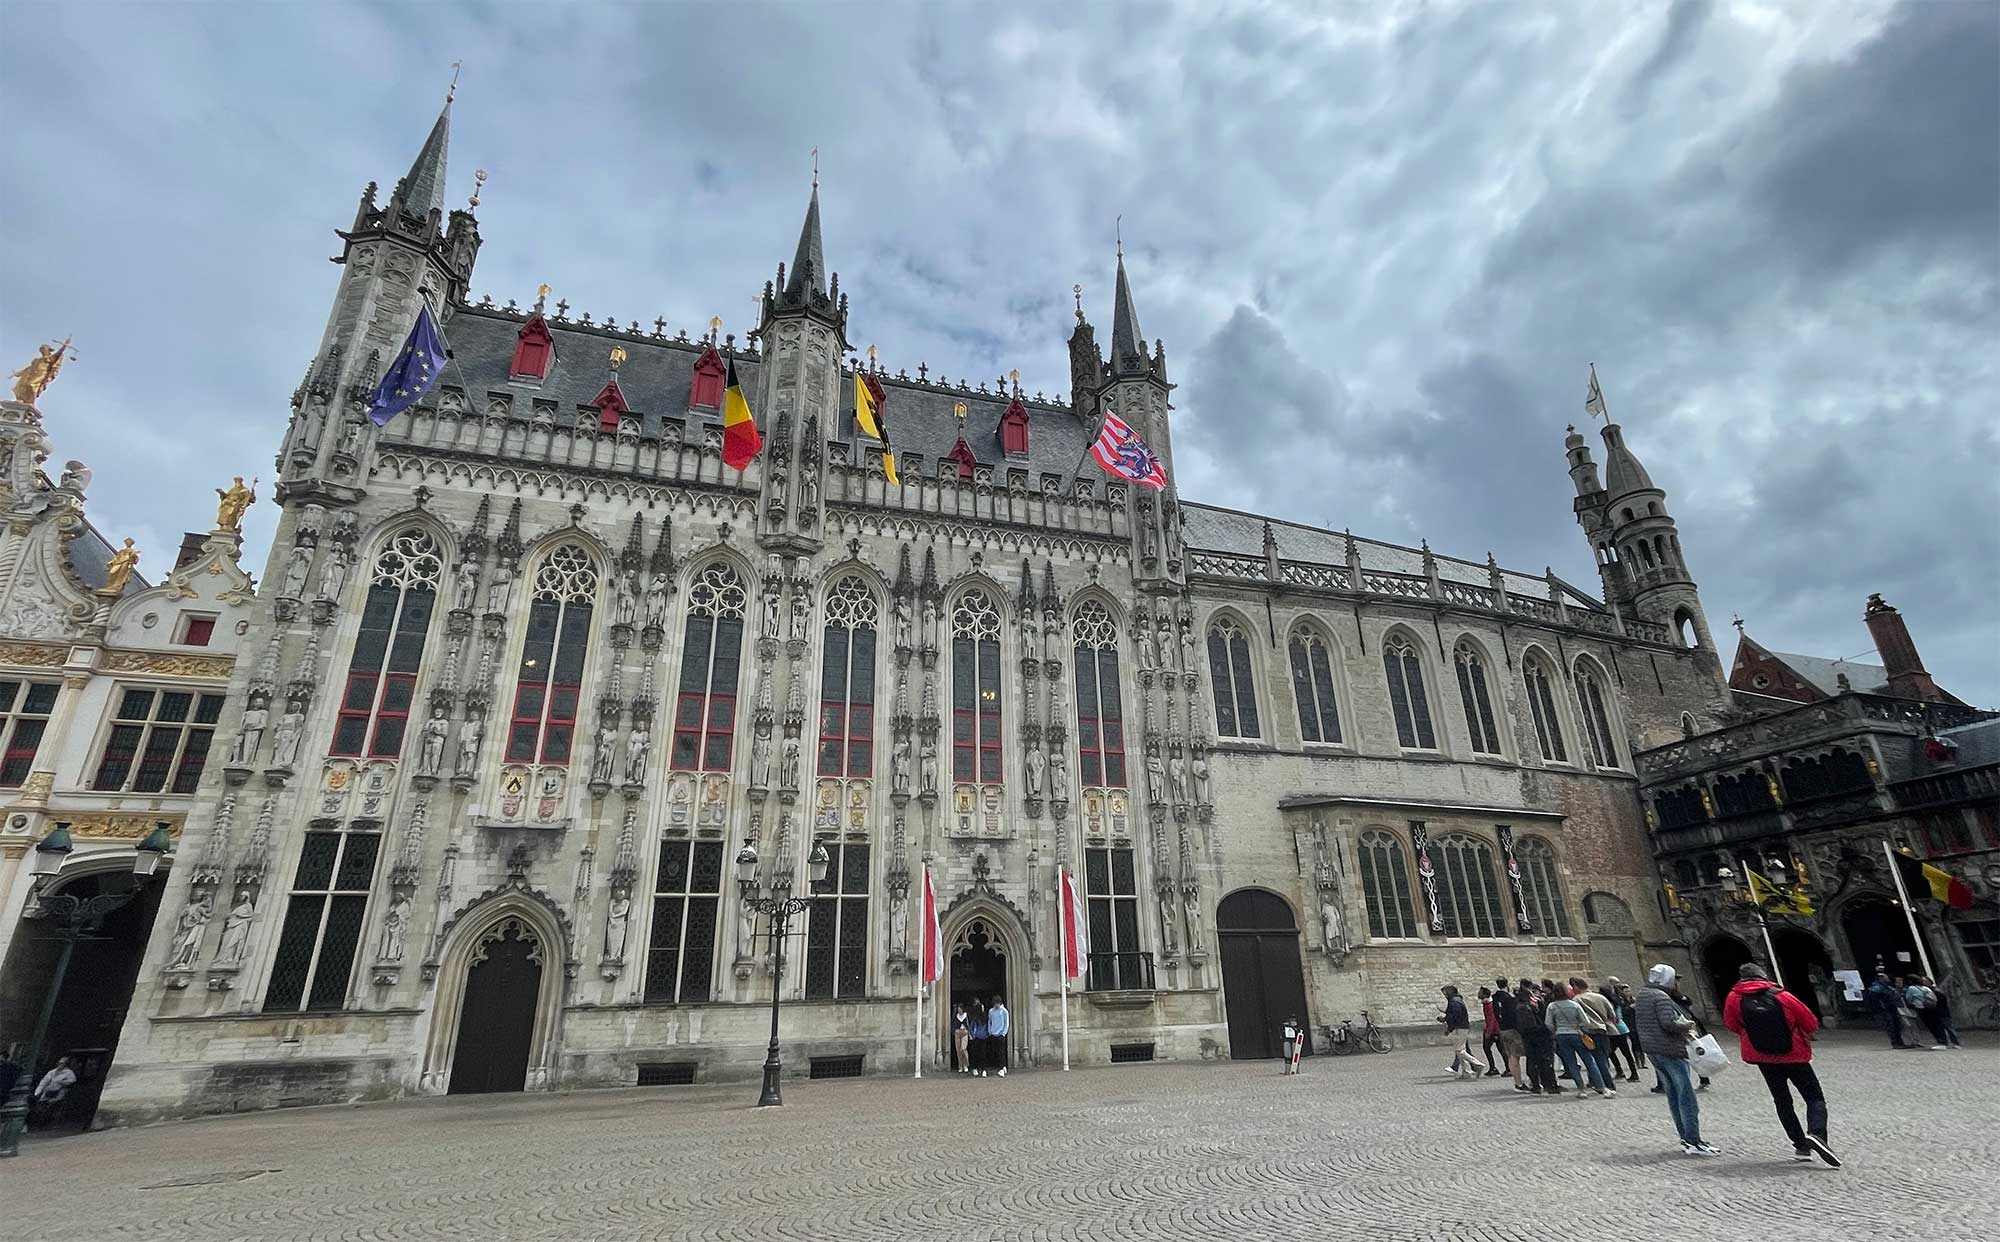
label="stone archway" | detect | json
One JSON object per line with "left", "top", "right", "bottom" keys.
{"left": 420, "top": 889, "right": 571, "bottom": 1094}
{"left": 1771, "top": 927, "right": 1834, "bottom": 1019}
{"left": 937, "top": 900, "right": 1031, "bottom": 1072}
{"left": 1698, "top": 933, "right": 1756, "bottom": 1013}
{"left": 1216, "top": 888, "right": 1311, "bottom": 1060}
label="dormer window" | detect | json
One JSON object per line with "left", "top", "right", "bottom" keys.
{"left": 591, "top": 378, "right": 629, "bottom": 433}
{"left": 511, "top": 314, "right": 555, "bottom": 382}
{"left": 999, "top": 397, "right": 1029, "bottom": 456}
{"left": 688, "top": 345, "right": 725, "bottom": 410}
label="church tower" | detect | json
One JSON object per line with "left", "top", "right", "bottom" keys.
{"left": 753, "top": 182, "right": 848, "bottom": 556}
{"left": 1093, "top": 246, "right": 1182, "bottom": 592}
{"left": 278, "top": 91, "right": 482, "bottom": 507}
{"left": 1564, "top": 378, "right": 1713, "bottom": 653}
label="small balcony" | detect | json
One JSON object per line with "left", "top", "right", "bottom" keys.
{"left": 1084, "top": 951, "right": 1156, "bottom": 997}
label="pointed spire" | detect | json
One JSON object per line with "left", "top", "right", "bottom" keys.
{"left": 1109, "top": 246, "right": 1147, "bottom": 375}
{"left": 392, "top": 97, "right": 452, "bottom": 221}
{"left": 785, "top": 183, "right": 826, "bottom": 298}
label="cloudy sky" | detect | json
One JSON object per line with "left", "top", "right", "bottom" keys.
{"left": 3, "top": 1, "right": 1995, "bottom": 703}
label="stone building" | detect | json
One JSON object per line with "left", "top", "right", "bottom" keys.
{"left": 93, "top": 101, "right": 1737, "bottom": 1123}
{"left": 1639, "top": 597, "right": 1996, "bottom": 1016}
{"left": 0, "top": 396, "right": 257, "bottom": 1128}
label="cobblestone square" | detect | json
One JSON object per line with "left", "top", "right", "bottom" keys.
{"left": 4, "top": 1034, "right": 1992, "bottom": 1242}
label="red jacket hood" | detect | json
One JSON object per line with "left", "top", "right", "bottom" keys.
{"left": 1722, "top": 978, "right": 1819, "bottom": 1063}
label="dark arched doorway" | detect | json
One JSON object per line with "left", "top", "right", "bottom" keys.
{"left": 1841, "top": 897, "right": 1934, "bottom": 981}
{"left": 0, "top": 868, "right": 165, "bottom": 1134}
{"left": 1217, "top": 889, "right": 1310, "bottom": 1060}
{"left": 1699, "top": 934, "right": 1756, "bottom": 1013}
{"left": 1771, "top": 928, "right": 1834, "bottom": 1018}
{"left": 447, "top": 919, "right": 542, "bottom": 1095}
{"left": 949, "top": 918, "right": 1008, "bottom": 1017}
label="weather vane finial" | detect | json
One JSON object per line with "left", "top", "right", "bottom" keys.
{"left": 1116, "top": 214, "right": 1122, "bottom": 259}
{"left": 811, "top": 146, "right": 819, "bottom": 191}
{"left": 469, "top": 167, "right": 486, "bottom": 209}
{"left": 1073, "top": 283, "right": 1084, "bottom": 322}
{"left": 448, "top": 60, "right": 462, "bottom": 104}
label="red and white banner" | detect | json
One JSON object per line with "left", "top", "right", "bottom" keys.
{"left": 1088, "top": 411, "right": 1168, "bottom": 489}
{"left": 1059, "top": 865, "right": 1088, "bottom": 980}
{"left": 921, "top": 865, "right": 944, "bottom": 985}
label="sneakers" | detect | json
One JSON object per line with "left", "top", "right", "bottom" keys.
{"left": 997, "top": 1067, "right": 1006, "bottom": 1077}
{"left": 1650, "top": 1086, "right": 1665, "bottom": 1094}
{"left": 1598, "top": 1088, "right": 1618, "bottom": 1098}
{"left": 1485, "top": 1069, "right": 1501, "bottom": 1077}
{"left": 1929, "top": 1044, "right": 1947, "bottom": 1051}
{"left": 1680, "top": 1141, "right": 1722, "bottom": 1156}
{"left": 1792, "top": 1148, "right": 1816, "bottom": 1162}
{"left": 1802, "top": 1135, "right": 1841, "bottom": 1168}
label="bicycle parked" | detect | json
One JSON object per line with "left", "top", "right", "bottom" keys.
{"left": 1320, "top": 1010, "right": 1394, "bottom": 1055}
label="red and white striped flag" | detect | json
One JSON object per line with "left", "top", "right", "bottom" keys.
{"left": 1058, "top": 865, "right": 1089, "bottom": 980}
{"left": 921, "top": 865, "right": 944, "bottom": 984}
{"left": 1088, "top": 411, "right": 1168, "bottom": 490}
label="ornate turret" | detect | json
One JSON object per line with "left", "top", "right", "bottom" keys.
{"left": 755, "top": 182, "right": 847, "bottom": 554}
{"left": 1094, "top": 242, "right": 1180, "bottom": 592}
{"left": 1067, "top": 284, "right": 1101, "bottom": 421}
{"left": 386, "top": 98, "right": 450, "bottom": 224}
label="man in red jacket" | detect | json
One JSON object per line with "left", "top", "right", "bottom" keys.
{"left": 1722, "top": 963, "right": 1840, "bottom": 1167}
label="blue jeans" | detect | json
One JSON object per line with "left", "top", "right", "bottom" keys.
{"left": 1655, "top": 1057, "right": 1702, "bottom": 1145}
{"left": 1555, "top": 1033, "right": 1608, "bottom": 1090}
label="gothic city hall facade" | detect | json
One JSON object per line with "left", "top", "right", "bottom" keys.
{"left": 74, "top": 104, "right": 1734, "bottom": 1120}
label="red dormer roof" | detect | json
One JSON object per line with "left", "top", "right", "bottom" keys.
{"left": 592, "top": 376, "right": 629, "bottom": 432}
{"left": 689, "top": 344, "right": 726, "bottom": 409}
{"left": 999, "top": 394, "right": 1029, "bottom": 456}
{"left": 947, "top": 431, "right": 979, "bottom": 480}
{"left": 511, "top": 313, "right": 555, "bottom": 381}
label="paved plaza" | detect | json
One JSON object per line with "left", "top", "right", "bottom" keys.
{"left": 3, "top": 1034, "right": 1994, "bottom": 1241}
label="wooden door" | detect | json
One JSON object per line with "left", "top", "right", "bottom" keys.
{"left": 448, "top": 921, "right": 541, "bottom": 1095}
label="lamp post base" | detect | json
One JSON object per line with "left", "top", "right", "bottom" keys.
{"left": 757, "top": 1049, "right": 784, "bottom": 1108}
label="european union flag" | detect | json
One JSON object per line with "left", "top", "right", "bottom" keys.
{"left": 366, "top": 303, "right": 447, "bottom": 426}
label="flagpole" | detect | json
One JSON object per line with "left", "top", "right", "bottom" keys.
{"left": 1881, "top": 840, "right": 1938, "bottom": 979}
{"left": 1058, "top": 867, "right": 1072, "bottom": 1072}
{"left": 914, "top": 865, "right": 925, "bottom": 1080}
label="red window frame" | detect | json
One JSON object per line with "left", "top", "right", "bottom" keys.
{"left": 181, "top": 615, "right": 216, "bottom": 647}
{"left": 1074, "top": 645, "right": 1126, "bottom": 788}
{"left": 671, "top": 613, "right": 743, "bottom": 773}
{"left": 817, "top": 624, "right": 876, "bottom": 778}
{"left": 951, "top": 635, "right": 1002, "bottom": 784}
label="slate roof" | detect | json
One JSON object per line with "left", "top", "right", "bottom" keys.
{"left": 1766, "top": 649, "right": 1892, "bottom": 697}
{"left": 433, "top": 305, "right": 1101, "bottom": 487}
{"left": 1937, "top": 716, "right": 2000, "bottom": 768}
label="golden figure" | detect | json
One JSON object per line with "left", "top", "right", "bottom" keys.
{"left": 104, "top": 538, "right": 141, "bottom": 593}
{"left": 10, "top": 338, "right": 72, "bottom": 405}
{"left": 214, "top": 476, "right": 257, "bottom": 531}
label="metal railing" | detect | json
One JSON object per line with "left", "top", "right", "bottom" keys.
{"left": 1084, "top": 950, "right": 1156, "bottom": 993}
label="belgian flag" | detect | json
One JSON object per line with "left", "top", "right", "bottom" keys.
{"left": 855, "top": 372, "right": 899, "bottom": 486}
{"left": 721, "top": 355, "right": 762, "bottom": 471}
{"left": 1894, "top": 849, "right": 1974, "bottom": 909}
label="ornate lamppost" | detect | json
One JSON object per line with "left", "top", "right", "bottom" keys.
{"left": 0, "top": 822, "right": 172, "bottom": 1157}
{"left": 736, "top": 839, "right": 829, "bottom": 1108}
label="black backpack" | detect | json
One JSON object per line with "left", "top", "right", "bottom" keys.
{"left": 1738, "top": 987, "right": 1794, "bottom": 1056}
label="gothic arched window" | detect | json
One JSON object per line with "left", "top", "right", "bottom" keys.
{"left": 1358, "top": 829, "right": 1416, "bottom": 939}
{"left": 505, "top": 544, "right": 599, "bottom": 765}
{"left": 818, "top": 576, "right": 878, "bottom": 778}
{"left": 1454, "top": 641, "right": 1502, "bottom": 756}
{"left": 672, "top": 562, "right": 747, "bottom": 772}
{"left": 1433, "top": 832, "right": 1504, "bottom": 938}
{"left": 1207, "top": 617, "right": 1260, "bottom": 739}
{"left": 1515, "top": 835, "right": 1571, "bottom": 937}
{"left": 1288, "top": 629, "right": 1342, "bottom": 745}
{"left": 1524, "top": 657, "right": 1569, "bottom": 763}
{"left": 1072, "top": 601, "right": 1126, "bottom": 788}
{"left": 1383, "top": 634, "right": 1437, "bottom": 750}
{"left": 331, "top": 529, "right": 443, "bottom": 758}
{"left": 950, "top": 589, "right": 1003, "bottom": 784}
{"left": 1574, "top": 658, "right": 1620, "bottom": 770}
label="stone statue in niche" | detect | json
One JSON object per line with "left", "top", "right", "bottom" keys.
{"left": 789, "top": 590, "right": 812, "bottom": 643}
{"left": 1136, "top": 614, "right": 1156, "bottom": 670}
{"left": 379, "top": 893, "right": 412, "bottom": 961}
{"left": 921, "top": 597, "right": 939, "bottom": 649}
{"left": 1155, "top": 613, "right": 1176, "bottom": 673}
{"left": 1142, "top": 521, "right": 1159, "bottom": 564}
{"left": 1179, "top": 606, "right": 1198, "bottom": 670}
{"left": 1168, "top": 752, "right": 1188, "bottom": 804}
{"left": 486, "top": 562, "right": 515, "bottom": 613}
{"left": 591, "top": 721, "right": 618, "bottom": 784}
{"left": 214, "top": 890, "right": 256, "bottom": 964}
{"left": 919, "top": 739, "right": 939, "bottom": 797}
{"left": 890, "top": 892, "right": 909, "bottom": 958}
{"left": 614, "top": 572, "right": 639, "bottom": 626}
{"left": 280, "top": 545, "right": 313, "bottom": 599}
{"left": 750, "top": 729, "right": 773, "bottom": 789}
{"left": 892, "top": 736, "right": 912, "bottom": 795}
{"left": 230, "top": 702, "right": 268, "bottom": 766}
{"left": 166, "top": 895, "right": 212, "bottom": 969}
{"left": 452, "top": 560, "right": 480, "bottom": 612}
{"left": 761, "top": 588, "right": 781, "bottom": 641}
{"left": 271, "top": 708, "right": 306, "bottom": 769}
{"left": 604, "top": 891, "right": 631, "bottom": 959}
{"left": 894, "top": 596, "right": 913, "bottom": 650}
{"left": 1145, "top": 747, "right": 1167, "bottom": 805}
{"left": 644, "top": 573, "right": 671, "bottom": 628}
{"left": 1026, "top": 745, "right": 1046, "bottom": 797}
{"left": 417, "top": 709, "right": 449, "bottom": 776}
{"left": 737, "top": 898, "right": 758, "bottom": 959}
{"left": 338, "top": 417, "right": 364, "bottom": 456}
{"left": 1320, "top": 895, "right": 1346, "bottom": 953}
{"left": 624, "top": 727, "right": 650, "bottom": 785}
{"left": 1191, "top": 751, "right": 1212, "bottom": 805}
{"left": 780, "top": 735, "right": 802, "bottom": 790}
{"left": 455, "top": 717, "right": 483, "bottom": 776}
{"left": 1182, "top": 885, "right": 1205, "bottom": 947}
{"left": 1157, "top": 891, "right": 1179, "bottom": 955}
{"left": 1049, "top": 750, "right": 1069, "bottom": 802}
{"left": 317, "top": 544, "right": 351, "bottom": 601}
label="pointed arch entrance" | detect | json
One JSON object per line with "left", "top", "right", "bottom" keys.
{"left": 420, "top": 888, "right": 571, "bottom": 1095}
{"left": 1217, "top": 888, "right": 1311, "bottom": 1060}
{"left": 937, "top": 899, "right": 1030, "bottom": 1072}
{"left": 448, "top": 918, "right": 542, "bottom": 1094}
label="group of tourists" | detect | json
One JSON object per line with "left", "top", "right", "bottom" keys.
{"left": 1866, "top": 970, "right": 1964, "bottom": 1050}
{"left": 947, "top": 996, "right": 1011, "bottom": 1077}
{"left": 1437, "top": 963, "right": 1843, "bottom": 1167}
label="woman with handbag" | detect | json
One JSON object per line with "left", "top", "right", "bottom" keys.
{"left": 1635, "top": 964, "right": 1721, "bottom": 1155}
{"left": 1547, "top": 982, "right": 1616, "bottom": 1097}
{"left": 1571, "top": 977, "right": 1623, "bottom": 1093}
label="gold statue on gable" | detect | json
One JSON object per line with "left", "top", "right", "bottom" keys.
{"left": 11, "top": 338, "right": 72, "bottom": 405}
{"left": 214, "top": 477, "right": 257, "bottom": 531}
{"left": 104, "top": 538, "right": 141, "bottom": 593}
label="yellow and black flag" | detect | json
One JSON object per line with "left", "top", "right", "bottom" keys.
{"left": 855, "top": 372, "right": 899, "bottom": 485}
{"left": 1746, "top": 869, "right": 1814, "bottom": 916}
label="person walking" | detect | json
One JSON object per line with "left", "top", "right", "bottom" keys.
{"left": 1664, "top": 980, "right": 1714, "bottom": 1091}
{"left": 1547, "top": 981, "right": 1616, "bottom": 1098}
{"left": 967, "top": 1001, "right": 989, "bottom": 1077}
{"left": 1926, "top": 976, "right": 1964, "bottom": 1049}
{"left": 1634, "top": 964, "right": 1718, "bottom": 1155}
{"left": 1492, "top": 977, "right": 1526, "bottom": 1088}
{"left": 1904, "top": 976, "right": 1948, "bottom": 1050}
{"left": 1867, "top": 971, "right": 1909, "bottom": 1049}
{"left": 1599, "top": 980, "right": 1641, "bottom": 1082}
{"left": 1722, "top": 963, "right": 1839, "bottom": 1167}
{"left": 1478, "top": 986, "right": 1503, "bottom": 1076}
{"left": 1440, "top": 985, "right": 1477, "bottom": 1079}
{"left": 987, "top": 994, "right": 1010, "bottom": 1077}
{"left": 1571, "top": 977, "right": 1623, "bottom": 1095}
{"left": 951, "top": 1001, "right": 971, "bottom": 1073}
{"left": 1516, "top": 979, "right": 1560, "bottom": 1095}
{"left": 1610, "top": 978, "right": 1647, "bottom": 1074}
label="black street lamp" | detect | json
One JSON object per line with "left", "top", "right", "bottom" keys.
{"left": 737, "top": 839, "right": 830, "bottom": 1108}
{"left": 0, "top": 822, "right": 172, "bottom": 1157}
